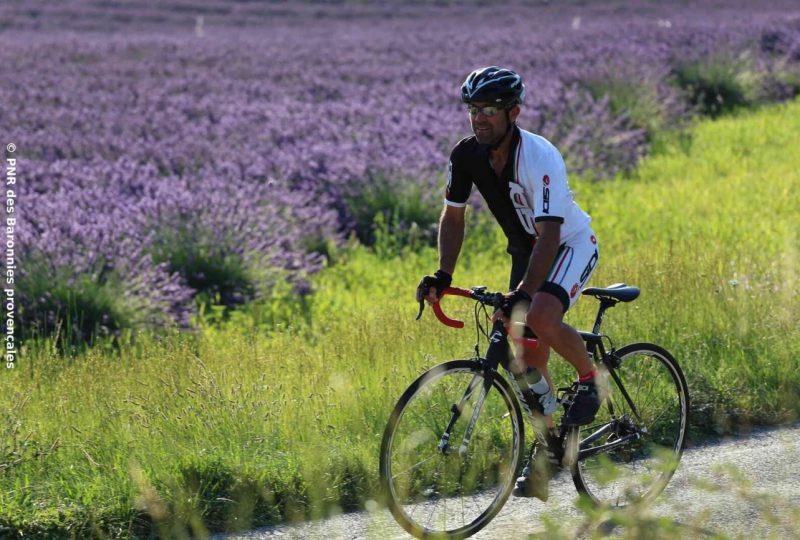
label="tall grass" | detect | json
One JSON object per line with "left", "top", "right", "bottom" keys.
{"left": 1, "top": 100, "right": 798, "bottom": 537}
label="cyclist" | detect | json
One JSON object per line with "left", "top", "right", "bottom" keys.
{"left": 416, "top": 66, "right": 601, "bottom": 500}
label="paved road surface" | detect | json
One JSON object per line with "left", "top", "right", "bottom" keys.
{"left": 217, "top": 424, "right": 800, "bottom": 539}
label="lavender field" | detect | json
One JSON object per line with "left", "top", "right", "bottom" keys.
{"left": 1, "top": 2, "right": 800, "bottom": 537}
{"left": 2, "top": 1, "right": 800, "bottom": 343}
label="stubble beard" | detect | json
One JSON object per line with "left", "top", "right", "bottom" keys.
{"left": 471, "top": 115, "right": 510, "bottom": 147}
{"left": 472, "top": 123, "right": 503, "bottom": 146}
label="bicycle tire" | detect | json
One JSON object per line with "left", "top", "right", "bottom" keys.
{"left": 567, "top": 343, "right": 689, "bottom": 507}
{"left": 380, "top": 360, "right": 525, "bottom": 540}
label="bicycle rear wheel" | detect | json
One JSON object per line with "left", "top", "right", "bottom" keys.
{"left": 380, "top": 360, "right": 524, "bottom": 540}
{"left": 568, "top": 343, "right": 689, "bottom": 507}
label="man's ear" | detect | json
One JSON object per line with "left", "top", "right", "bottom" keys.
{"left": 509, "top": 104, "right": 521, "bottom": 122}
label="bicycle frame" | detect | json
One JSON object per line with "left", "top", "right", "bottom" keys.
{"left": 436, "top": 317, "right": 518, "bottom": 456}
{"left": 435, "top": 284, "right": 554, "bottom": 455}
{"left": 431, "top": 288, "right": 646, "bottom": 464}
{"left": 576, "top": 299, "right": 645, "bottom": 460}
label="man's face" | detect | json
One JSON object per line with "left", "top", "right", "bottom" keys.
{"left": 468, "top": 101, "right": 519, "bottom": 146}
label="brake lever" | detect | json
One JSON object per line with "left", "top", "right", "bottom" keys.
{"left": 416, "top": 299, "right": 425, "bottom": 320}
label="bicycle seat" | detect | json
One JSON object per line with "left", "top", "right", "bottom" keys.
{"left": 582, "top": 283, "right": 640, "bottom": 302}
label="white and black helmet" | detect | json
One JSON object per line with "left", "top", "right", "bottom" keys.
{"left": 460, "top": 66, "right": 525, "bottom": 106}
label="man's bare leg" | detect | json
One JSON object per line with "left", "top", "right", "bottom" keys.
{"left": 526, "top": 293, "right": 593, "bottom": 376}
{"left": 528, "top": 292, "right": 601, "bottom": 426}
{"left": 519, "top": 343, "right": 555, "bottom": 429}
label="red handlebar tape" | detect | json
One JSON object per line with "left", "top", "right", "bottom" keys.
{"left": 432, "top": 287, "right": 538, "bottom": 349}
{"left": 431, "top": 287, "right": 473, "bottom": 328}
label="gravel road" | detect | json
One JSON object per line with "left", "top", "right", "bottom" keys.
{"left": 218, "top": 424, "right": 800, "bottom": 539}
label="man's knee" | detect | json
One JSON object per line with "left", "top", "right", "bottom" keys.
{"left": 528, "top": 315, "right": 559, "bottom": 341}
{"left": 527, "top": 293, "right": 565, "bottom": 340}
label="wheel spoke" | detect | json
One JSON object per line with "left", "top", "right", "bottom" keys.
{"left": 391, "top": 453, "right": 439, "bottom": 481}
{"left": 571, "top": 345, "right": 688, "bottom": 508}
{"left": 380, "top": 362, "right": 524, "bottom": 537}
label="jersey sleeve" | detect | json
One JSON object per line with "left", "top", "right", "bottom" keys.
{"left": 533, "top": 148, "right": 568, "bottom": 223}
{"left": 444, "top": 145, "right": 472, "bottom": 207}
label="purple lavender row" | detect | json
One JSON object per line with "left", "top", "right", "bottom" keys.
{"left": 0, "top": 3, "right": 798, "bottom": 341}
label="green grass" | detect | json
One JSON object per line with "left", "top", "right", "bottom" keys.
{"left": 2, "top": 100, "right": 799, "bottom": 537}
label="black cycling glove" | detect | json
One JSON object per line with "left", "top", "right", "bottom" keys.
{"left": 500, "top": 288, "right": 532, "bottom": 318}
{"left": 416, "top": 270, "right": 452, "bottom": 302}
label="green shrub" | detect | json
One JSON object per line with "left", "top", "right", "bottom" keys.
{"left": 672, "top": 53, "right": 761, "bottom": 117}
{"left": 150, "top": 225, "right": 258, "bottom": 312}
{"left": 15, "top": 256, "right": 148, "bottom": 350}
{"left": 772, "top": 59, "right": 800, "bottom": 97}
{"left": 193, "top": 274, "right": 308, "bottom": 331}
{"left": 344, "top": 174, "right": 440, "bottom": 248}
{"left": 582, "top": 77, "right": 668, "bottom": 135}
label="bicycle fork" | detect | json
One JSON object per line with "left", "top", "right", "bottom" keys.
{"left": 437, "top": 320, "right": 551, "bottom": 457}
{"left": 438, "top": 320, "right": 509, "bottom": 457}
{"left": 438, "top": 372, "right": 490, "bottom": 456}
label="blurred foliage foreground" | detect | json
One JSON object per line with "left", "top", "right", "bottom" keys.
{"left": 1, "top": 100, "right": 799, "bottom": 538}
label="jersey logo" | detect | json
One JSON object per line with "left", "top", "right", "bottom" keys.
{"left": 579, "top": 249, "right": 599, "bottom": 284}
{"left": 542, "top": 184, "right": 550, "bottom": 214}
{"left": 543, "top": 174, "right": 550, "bottom": 185}
{"left": 446, "top": 161, "right": 454, "bottom": 192}
{"left": 508, "top": 182, "right": 536, "bottom": 235}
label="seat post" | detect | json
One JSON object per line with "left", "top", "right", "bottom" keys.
{"left": 591, "top": 299, "right": 617, "bottom": 334}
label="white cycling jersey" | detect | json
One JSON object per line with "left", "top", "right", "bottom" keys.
{"left": 508, "top": 128, "right": 591, "bottom": 243}
{"left": 445, "top": 126, "right": 591, "bottom": 249}
{"left": 445, "top": 126, "right": 598, "bottom": 310}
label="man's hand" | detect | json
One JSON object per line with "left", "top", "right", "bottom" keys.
{"left": 416, "top": 270, "right": 452, "bottom": 304}
{"left": 492, "top": 288, "right": 532, "bottom": 326}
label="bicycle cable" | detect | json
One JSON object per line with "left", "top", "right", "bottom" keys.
{"left": 602, "top": 333, "right": 615, "bottom": 353}
{"left": 473, "top": 299, "right": 494, "bottom": 357}
{"left": 474, "top": 301, "right": 485, "bottom": 356}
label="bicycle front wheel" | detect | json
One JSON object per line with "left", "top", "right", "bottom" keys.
{"left": 569, "top": 343, "right": 689, "bottom": 507}
{"left": 380, "top": 360, "right": 524, "bottom": 540}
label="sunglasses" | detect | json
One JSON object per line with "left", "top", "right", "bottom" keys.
{"left": 467, "top": 104, "right": 507, "bottom": 117}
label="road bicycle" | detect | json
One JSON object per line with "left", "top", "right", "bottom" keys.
{"left": 379, "top": 283, "right": 689, "bottom": 539}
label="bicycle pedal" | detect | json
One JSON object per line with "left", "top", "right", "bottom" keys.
{"left": 557, "top": 387, "right": 574, "bottom": 400}
{"left": 557, "top": 386, "right": 577, "bottom": 410}
{"left": 558, "top": 395, "right": 574, "bottom": 411}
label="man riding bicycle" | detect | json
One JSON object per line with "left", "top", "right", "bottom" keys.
{"left": 416, "top": 66, "right": 601, "bottom": 501}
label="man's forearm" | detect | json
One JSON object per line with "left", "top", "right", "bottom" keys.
{"left": 517, "top": 232, "right": 560, "bottom": 296}
{"left": 438, "top": 210, "right": 465, "bottom": 275}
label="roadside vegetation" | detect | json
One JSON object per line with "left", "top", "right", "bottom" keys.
{"left": 1, "top": 98, "right": 798, "bottom": 537}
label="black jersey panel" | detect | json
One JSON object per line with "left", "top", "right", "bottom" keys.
{"left": 445, "top": 137, "right": 474, "bottom": 205}
{"left": 446, "top": 128, "right": 536, "bottom": 256}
